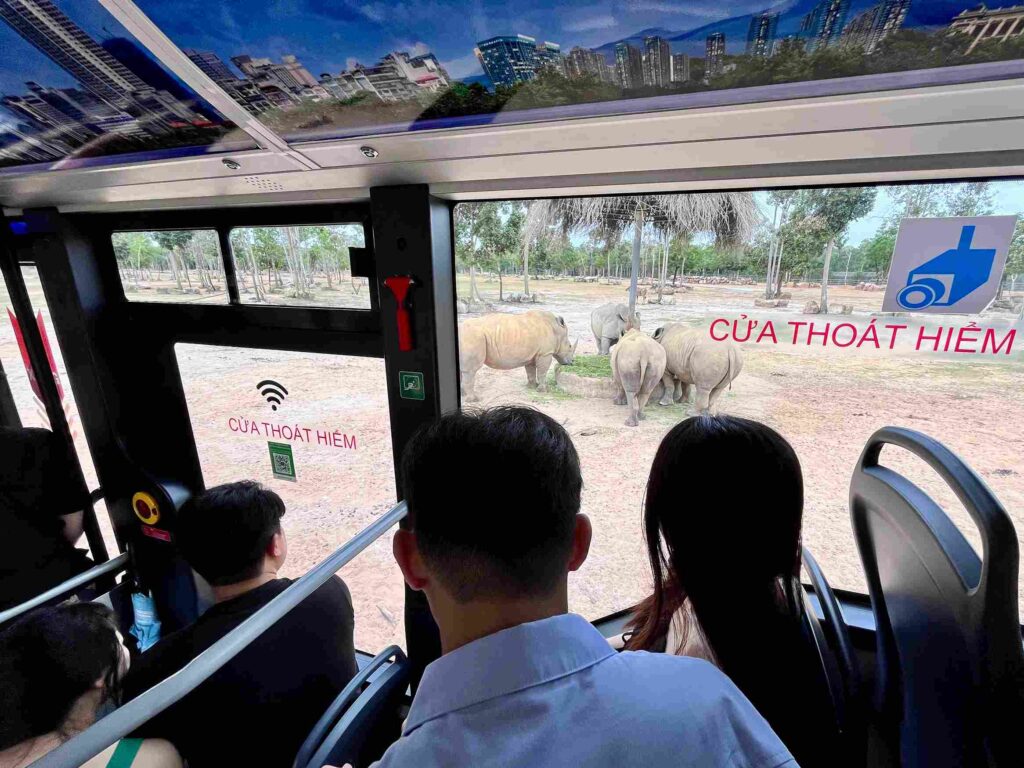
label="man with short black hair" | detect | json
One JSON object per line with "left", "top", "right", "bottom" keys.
{"left": 126, "top": 481, "right": 357, "bottom": 768}
{"left": 373, "top": 406, "right": 798, "bottom": 767}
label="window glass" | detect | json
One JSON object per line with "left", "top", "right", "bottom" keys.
{"left": 113, "top": 229, "right": 228, "bottom": 304}
{"left": 0, "top": 0, "right": 255, "bottom": 170}
{"left": 174, "top": 344, "right": 401, "bottom": 651}
{"left": 0, "top": 266, "right": 117, "bottom": 558}
{"left": 454, "top": 182, "right": 1024, "bottom": 621}
{"left": 229, "top": 225, "right": 370, "bottom": 309}
{"left": 135, "top": 0, "right": 1024, "bottom": 143}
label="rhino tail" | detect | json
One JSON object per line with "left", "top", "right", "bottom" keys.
{"left": 727, "top": 344, "right": 740, "bottom": 390}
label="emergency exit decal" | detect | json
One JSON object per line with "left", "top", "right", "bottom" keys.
{"left": 882, "top": 216, "right": 1018, "bottom": 315}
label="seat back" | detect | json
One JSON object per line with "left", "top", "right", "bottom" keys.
{"left": 850, "top": 427, "right": 1024, "bottom": 767}
{"left": 294, "top": 646, "right": 410, "bottom": 768}
{"left": 803, "top": 546, "right": 865, "bottom": 765}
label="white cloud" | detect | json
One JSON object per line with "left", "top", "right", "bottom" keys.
{"left": 563, "top": 14, "right": 618, "bottom": 32}
{"left": 441, "top": 52, "right": 484, "bottom": 79}
{"left": 626, "top": 1, "right": 733, "bottom": 17}
{"left": 345, "top": 56, "right": 360, "bottom": 70}
{"left": 359, "top": 2, "right": 387, "bottom": 22}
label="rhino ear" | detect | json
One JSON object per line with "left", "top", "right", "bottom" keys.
{"left": 558, "top": 316, "right": 566, "bottom": 327}
{"left": 654, "top": 326, "right": 664, "bottom": 341}
{"left": 617, "top": 312, "right": 627, "bottom": 323}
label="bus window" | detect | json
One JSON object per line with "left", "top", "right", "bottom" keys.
{"left": 173, "top": 343, "right": 403, "bottom": 650}
{"left": 1, "top": 266, "right": 118, "bottom": 558}
{"left": 228, "top": 225, "right": 370, "bottom": 309}
{"left": 453, "top": 183, "right": 1024, "bottom": 620}
{"left": 112, "top": 230, "right": 228, "bottom": 304}
{"left": 135, "top": 0, "right": 1024, "bottom": 145}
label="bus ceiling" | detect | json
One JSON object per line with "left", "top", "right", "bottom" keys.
{"left": 0, "top": 2, "right": 1023, "bottom": 211}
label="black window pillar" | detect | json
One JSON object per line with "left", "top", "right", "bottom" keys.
{"left": 370, "top": 185, "right": 458, "bottom": 689}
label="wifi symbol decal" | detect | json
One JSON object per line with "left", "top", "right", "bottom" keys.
{"left": 257, "top": 380, "right": 289, "bottom": 411}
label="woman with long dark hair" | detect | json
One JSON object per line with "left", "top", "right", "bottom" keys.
{"left": 0, "top": 603, "right": 180, "bottom": 768}
{"left": 626, "top": 414, "right": 837, "bottom": 765}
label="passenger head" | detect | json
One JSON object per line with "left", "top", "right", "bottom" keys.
{"left": 627, "top": 415, "right": 826, "bottom": 753}
{"left": 630, "top": 415, "right": 804, "bottom": 651}
{"left": 176, "top": 481, "right": 286, "bottom": 587}
{"left": 394, "top": 407, "right": 590, "bottom": 618}
{"left": 0, "top": 603, "right": 128, "bottom": 750}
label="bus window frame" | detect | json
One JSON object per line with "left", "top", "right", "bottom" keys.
{"left": 97, "top": 203, "right": 379, "bottom": 316}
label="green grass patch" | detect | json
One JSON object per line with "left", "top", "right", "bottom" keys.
{"left": 565, "top": 354, "right": 612, "bottom": 379}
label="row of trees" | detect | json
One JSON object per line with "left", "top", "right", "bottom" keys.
{"left": 112, "top": 225, "right": 364, "bottom": 300}
{"left": 455, "top": 182, "right": 1024, "bottom": 316}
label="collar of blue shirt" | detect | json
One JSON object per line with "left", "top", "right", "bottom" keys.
{"left": 404, "top": 613, "right": 616, "bottom": 734}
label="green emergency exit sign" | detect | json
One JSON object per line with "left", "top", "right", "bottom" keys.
{"left": 399, "top": 371, "right": 425, "bottom": 400}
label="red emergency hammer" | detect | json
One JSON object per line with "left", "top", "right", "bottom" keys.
{"left": 383, "top": 275, "right": 416, "bottom": 352}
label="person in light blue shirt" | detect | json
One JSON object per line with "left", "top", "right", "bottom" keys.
{"left": 361, "top": 406, "right": 798, "bottom": 768}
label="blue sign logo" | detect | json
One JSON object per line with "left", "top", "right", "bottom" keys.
{"left": 896, "top": 225, "right": 996, "bottom": 311}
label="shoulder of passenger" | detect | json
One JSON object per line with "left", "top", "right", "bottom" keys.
{"left": 320, "top": 574, "right": 355, "bottom": 609}
{"left": 609, "top": 651, "right": 736, "bottom": 698}
{"left": 134, "top": 738, "right": 183, "bottom": 768}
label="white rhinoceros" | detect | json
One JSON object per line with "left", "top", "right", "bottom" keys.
{"left": 459, "top": 311, "right": 578, "bottom": 402}
{"left": 590, "top": 303, "right": 640, "bottom": 355}
{"left": 611, "top": 329, "right": 667, "bottom": 427}
{"left": 653, "top": 323, "right": 743, "bottom": 414}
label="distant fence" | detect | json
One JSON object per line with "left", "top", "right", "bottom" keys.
{"left": 459, "top": 269, "right": 1024, "bottom": 292}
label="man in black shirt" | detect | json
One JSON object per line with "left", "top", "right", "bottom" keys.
{"left": 0, "top": 427, "right": 92, "bottom": 612}
{"left": 125, "top": 481, "right": 358, "bottom": 768}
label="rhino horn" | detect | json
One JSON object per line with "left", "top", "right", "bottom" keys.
{"left": 572, "top": 337, "right": 580, "bottom": 354}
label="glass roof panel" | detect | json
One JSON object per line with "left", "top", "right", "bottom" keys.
{"left": 0, "top": 0, "right": 255, "bottom": 171}
{"left": 135, "top": 0, "right": 1024, "bottom": 143}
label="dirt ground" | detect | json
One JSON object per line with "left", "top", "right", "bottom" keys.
{"left": 3, "top": 272, "right": 1022, "bottom": 653}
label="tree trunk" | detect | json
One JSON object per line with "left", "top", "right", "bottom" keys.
{"left": 658, "top": 233, "right": 669, "bottom": 302}
{"left": 169, "top": 250, "right": 182, "bottom": 291}
{"left": 246, "top": 238, "right": 265, "bottom": 301}
{"left": 523, "top": 240, "right": 530, "bottom": 296}
{"left": 820, "top": 237, "right": 835, "bottom": 314}
{"left": 628, "top": 207, "right": 643, "bottom": 315}
{"left": 285, "top": 228, "right": 303, "bottom": 298}
{"left": 470, "top": 264, "right": 484, "bottom": 303}
{"left": 498, "top": 265, "right": 504, "bottom": 301}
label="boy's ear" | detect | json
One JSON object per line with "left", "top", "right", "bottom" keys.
{"left": 568, "top": 513, "right": 592, "bottom": 572}
{"left": 393, "top": 529, "right": 430, "bottom": 591}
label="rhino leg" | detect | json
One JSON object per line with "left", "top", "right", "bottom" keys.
{"left": 625, "top": 391, "right": 640, "bottom": 427}
{"left": 613, "top": 380, "right": 627, "bottom": 405}
{"left": 525, "top": 361, "right": 538, "bottom": 389}
{"left": 694, "top": 387, "right": 712, "bottom": 414}
{"left": 675, "top": 380, "right": 687, "bottom": 403}
{"left": 707, "top": 382, "right": 730, "bottom": 413}
{"left": 658, "top": 372, "right": 676, "bottom": 406}
{"left": 535, "top": 355, "right": 553, "bottom": 391}
{"left": 637, "top": 390, "right": 654, "bottom": 420}
{"left": 462, "top": 369, "right": 479, "bottom": 402}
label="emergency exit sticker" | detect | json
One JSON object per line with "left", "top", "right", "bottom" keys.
{"left": 882, "top": 216, "right": 1017, "bottom": 315}
{"left": 268, "top": 441, "right": 297, "bottom": 481}
{"left": 399, "top": 371, "right": 425, "bottom": 401}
